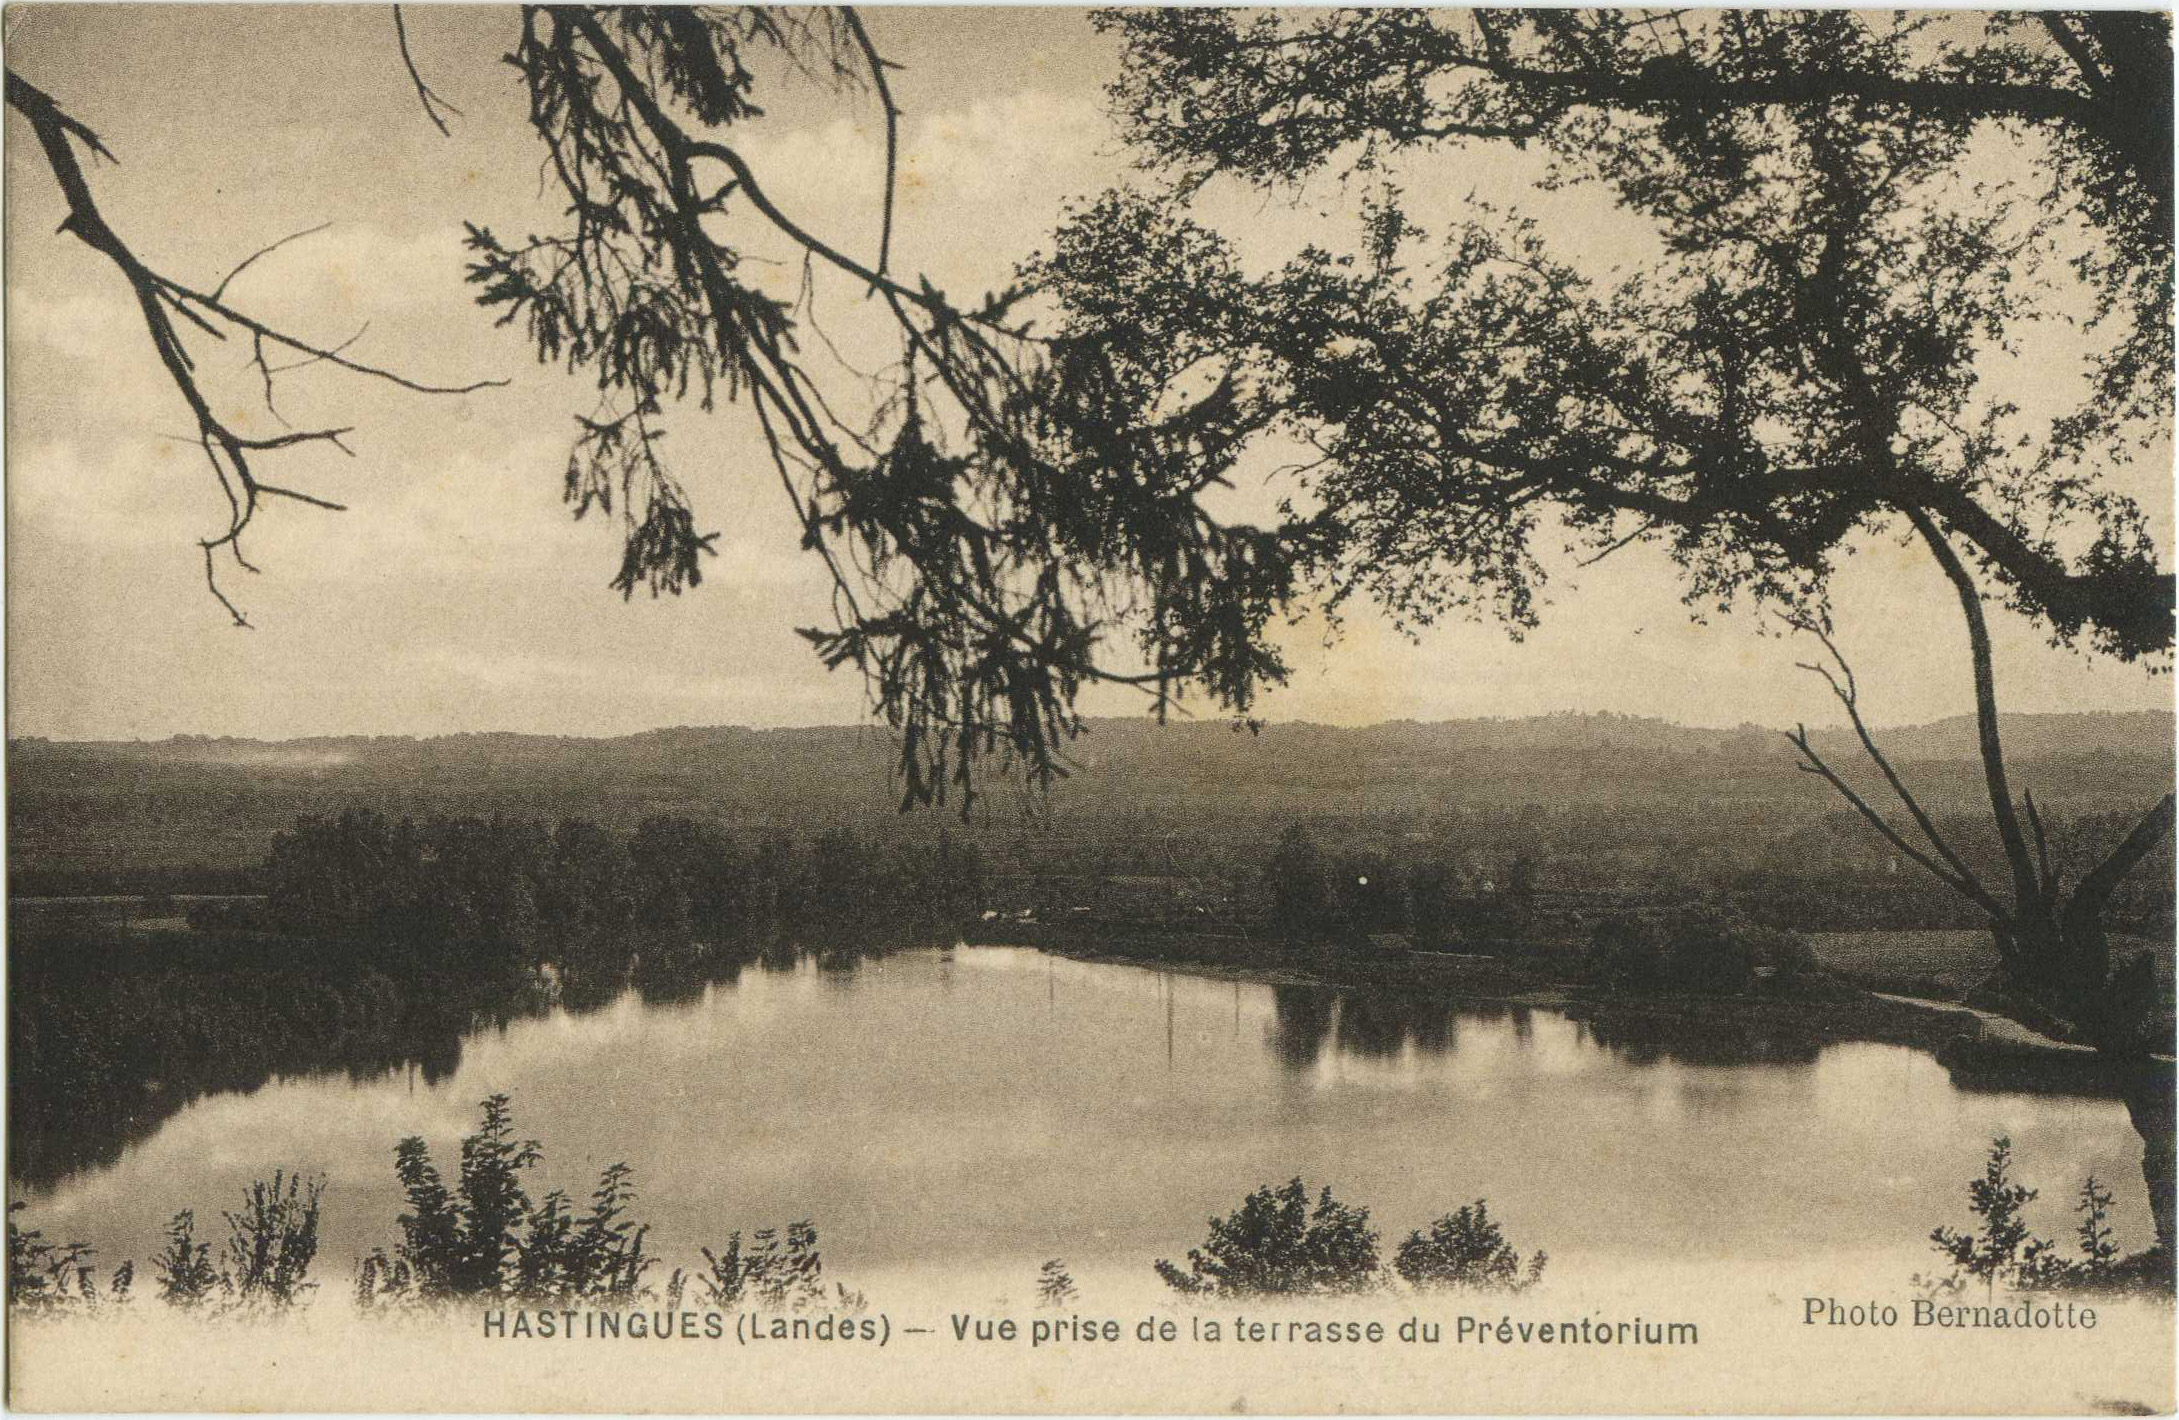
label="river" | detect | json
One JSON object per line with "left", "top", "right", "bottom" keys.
{"left": 11, "top": 944, "right": 2156, "bottom": 1301}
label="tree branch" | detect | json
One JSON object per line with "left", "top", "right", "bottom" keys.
{"left": 1902, "top": 504, "right": 2046, "bottom": 918}
{"left": 5, "top": 65, "right": 501, "bottom": 624}
{"left": 1916, "top": 479, "right": 2172, "bottom": 663}
{"left": 838, "top": 8, "right": 897, "bottom": 283}
{"left": 1783, "top": 618, "right": 2009, "bottom": 922}
{"left": 392, "top": 5, "right": 462, "bottom": 137}
{"left": 2022, "top": 787, "right": 2056, "bottom": 897}
{"left": 2063, "top": 793, "right": 2178, "bottom": 942}
{"left": 212, "top": 221, "right": 331, "bottom": 302}
{"left": 1785, "top": 723, "right": 2002, "bottom": 916}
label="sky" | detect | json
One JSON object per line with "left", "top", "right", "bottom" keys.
{"left": 5, "top": 4, "right": 2173, "bottom": 742}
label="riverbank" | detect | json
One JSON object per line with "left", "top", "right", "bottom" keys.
{"left": 986, "top": 924, "right": 2031, "bottom": 1063}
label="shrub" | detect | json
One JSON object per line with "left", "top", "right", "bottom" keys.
{"left": 360, "top": 1093, "right": 653, "bottom": 1306}
{"left": 514, "top": 1162, "right": 651, "bottom": 1301}
{"left": 153, "top": 1210, "right": 223, "bottom": 1308}
{"left": 1922, "top": 1138, "right": 2138, "bottom": 1297}
{"left": 224, "top": 1171, "right": 324, "bottom": 1307}
{"left": 7, "top": 1202, "right": 131, "bottom": 1313}
{"left": 148, "top": 1173, "right": 324, "bottom": 1313}
{"left": 1927, "top": 1136, "right": 2044, "bottom": 1296}
{"left": 1154, "top": 1179, "right": 1381, "bottom": 1297}
{"left": 697, "top": 1221, "right": 837, "bottom": 1312}
{"left": 1394, "top": 1201, "right": 1546, "bottom": 1294}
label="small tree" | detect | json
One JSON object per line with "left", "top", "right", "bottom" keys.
{"left": 696, "top": 1221, "right": 839, "bottom": 1313}
{"left": 153, "top": 1211, "right": 223, "bottom": 1309}
{"left": 1395, "top": 1201, "right": 1547, "bottom": 1295}
{"left": 223, "top": 1171, "right": 325, "bottom": 1309}
{"left": 1930, "top": 1137, "right": 2041, "bottom": 1297}
{"left": 1155, "top": 1179, "right": 1380, "bottom": 1297}
{"left": 8, "top": 1202, "right": 131, "bottom": 1314}
{"left": 2075, "top": 1177, "right": 2121, "bottom": 1274}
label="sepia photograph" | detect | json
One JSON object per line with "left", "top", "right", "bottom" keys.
{"left": 4, "top": 4, "right": 2174, "bottom": 1412}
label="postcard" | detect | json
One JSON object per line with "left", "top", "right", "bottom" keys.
{"left": 6, "top": 5, "right": 2174, "bottom": 1412}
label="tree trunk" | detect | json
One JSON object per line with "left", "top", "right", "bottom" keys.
{"left": 2117, "top": 1061, "right": 2177, "bottom": 1257}
{"left": 1898, "top": 507, "right": 2175, "bottom": 1256}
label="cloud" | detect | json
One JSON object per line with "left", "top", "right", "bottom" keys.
{"left": 399, "top": 643, "right": 810, "bottom": 711}
{"left": 740, "top": 88, "right": 1116, "bottom": 294}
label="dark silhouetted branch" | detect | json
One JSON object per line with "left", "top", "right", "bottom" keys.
{"left": 213, "top": 222, "right": 331, "bottom": 302}
{"left": 393, "top": 5, "right": 462, "bottom": 137}
{"left": 838, "top": 8, "right": 898, "bottom": 282}
{"left": 1784, "top": 615, "right": 2000, "bottom": 917}
{"left": 1784, "top": 720, "right": 1998, "bottom": 916}
{"left": 2064, "top": 794, "right": 2178, "bottom": 943}
{"left": 5, "top": 65, "right": 502, "bottom": 623}
{"left": 1902, "top": 505, "right": 2045, "bottom": 916}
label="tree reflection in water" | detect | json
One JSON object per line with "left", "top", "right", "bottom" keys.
{"left": 1266, "top": 985, "right": 1518, "bottom": 1068}
{"left": 8, "top": 931, "right": 910, "bottom": 1195}
{"left": 1265, "top": 983, "right": 1847, "bottom": 1074}
{"left": 1576, "top": 1012, "right": 1824, "bottom": 1068}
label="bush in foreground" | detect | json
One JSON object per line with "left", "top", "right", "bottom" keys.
{"left": 357, "top": 1093, "right": 652, "bottom": 1306}
{"left": 1155, "top": 1179, "right": 1382, "bottom": 1297}
{"left": 1395, "top": 1201, "right": 1546, "bottom": 1294}
{"left": 1921, "top": 1136, "right": 2168, "bottom": 1299}
{"left": 6, "top": 1202, "right": 131, "bottom": 1314}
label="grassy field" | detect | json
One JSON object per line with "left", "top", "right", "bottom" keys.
{"left": 1806, "top": 930, "right": 1996, "bottom": 997}
{"left": 1809, "top": 929, "right": 2171, "bottom": 1001}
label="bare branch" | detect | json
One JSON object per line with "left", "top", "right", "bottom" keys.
{"left": 838, "top": 8, "right": 898, "bottom": 282}
{"left": 268, "top": 321, "right": 371, "bottom": 376}
{"left": 1783, "top": 614, "right": 2003, "bottom": 917}
{"left": 156, "top": 276, "right": 503, "bottom": 396}
{"left": 200, "top": 546, "right": 251, "bottom": 629}
{"left": 6, "top": 65, "right": 500, "bottom": 624}
{"left": 1572, "top": 515, "right": 1659, "bottom": 569}
{"left": 233, "top": 426, "right": 356, "bottom": 453}
{"left": 1785, "top": 724, "right": 2004, "bottom": 917}
{"left": 392, "top": 5, "right": 462, "bottom": 137}
{"left": 254, "top": 483, "right": 349, "bottom": 512}
{"left": 212, "top": 221, "right": 331, "bottom": 302}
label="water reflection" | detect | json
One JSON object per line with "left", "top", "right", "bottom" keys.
{"left": 1578, "top": 1011, "right": 1825, "bottom": 1068}
{"left": 1267, "top": 985, "right": 1336, "bottom": 1067}
{"left": 8, "top": 928, "right": 899, "bottom": 1192}
{"left": 1264, "top": 985, "right": 1830, "bottom": 1074}
{"left": 9, "top": 944, "right": 2161, "bottom": 1290}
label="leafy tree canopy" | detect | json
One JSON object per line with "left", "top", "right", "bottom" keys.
{"left": 1047, "top": 8, "right": 2172, "bottom": 668}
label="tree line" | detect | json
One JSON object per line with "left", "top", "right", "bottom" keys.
{"left": 245, "top": 808, "right": 986, "bottom": 983}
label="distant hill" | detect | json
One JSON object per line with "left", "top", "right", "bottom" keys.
{"left": 8, "top": 710, "right": 2170, "bottom": 883}
{"left": 13, "top": 706, "right": 2170, "bottom": 767}
{"left": 1814, "top": 711, "right": 2175, "bottom": 762}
